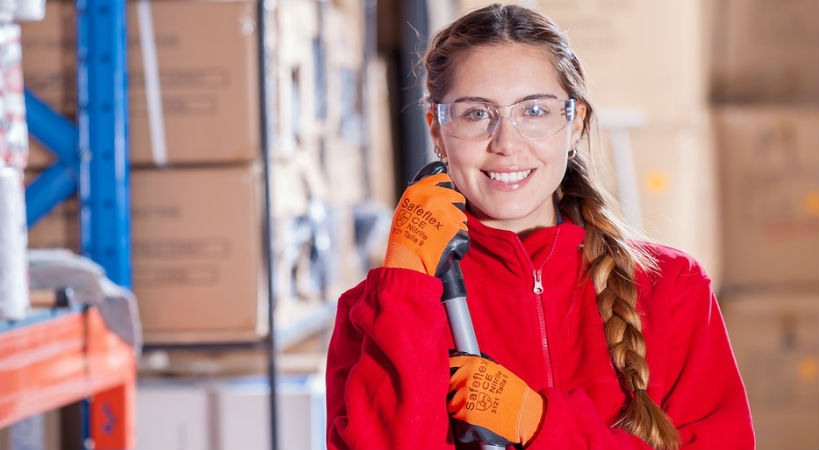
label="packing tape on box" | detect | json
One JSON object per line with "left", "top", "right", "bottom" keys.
{"left": 0, "top": 165, "right": 29, "bottom": 320}
{"left": 136, "top": 0, "right": 168, "bottom": 166}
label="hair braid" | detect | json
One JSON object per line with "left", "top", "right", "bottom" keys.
{"left": 560, "top": 155, "right": 680, "bottom": 450}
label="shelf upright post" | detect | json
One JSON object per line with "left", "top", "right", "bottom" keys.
{"left": 75, "top": 0, "right": 131, "bottom": 288}
{"left": 258, "top": 1, "right": 279, "bottom": 449}
{"left": 75, "top": 1, "right": 133, "bottom": 448}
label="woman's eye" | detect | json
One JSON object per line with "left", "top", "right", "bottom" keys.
{"left": 524, "top": 104, "right": 549, "bottom": 117}
{"left": 464, "top": 108, "right": 490, "bottom": 120}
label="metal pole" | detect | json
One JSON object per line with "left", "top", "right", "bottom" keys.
{"left": 76, "top": 0, "right": 131, "bottom": 288}
{"left": 398, "top": 0, "right": 430, "bottom": 184}
{"left": 257, "top": 1, "right": 279, "bottom": 449}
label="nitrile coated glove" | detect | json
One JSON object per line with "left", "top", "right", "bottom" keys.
{"left": 448, "top": 354, "right": 545, "bottom": 447}
{"left": 384, "top": 169, "right": 469, "bottom": 277}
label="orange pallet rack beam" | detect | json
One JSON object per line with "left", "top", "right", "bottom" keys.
{"left": 0, "top": 307, "right": 135, "bottom": 449}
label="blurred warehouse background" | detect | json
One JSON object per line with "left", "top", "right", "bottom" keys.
{"left": 0, "top": 0, "right": 816, "bottom": 449}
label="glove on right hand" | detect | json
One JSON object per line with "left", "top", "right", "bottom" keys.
{"left": 383, "top": 166, "right": 468, "bottom": 278}
{"left": 448, "top": 354, "right": 545, "bottom": 447}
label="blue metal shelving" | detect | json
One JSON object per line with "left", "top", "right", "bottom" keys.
{"left": 25, "top": 0, "right": 131, "bottom": 288}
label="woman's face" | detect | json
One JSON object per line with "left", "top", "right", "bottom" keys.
{"left": 430, "top": 43, "right": 586, "bottom": 234}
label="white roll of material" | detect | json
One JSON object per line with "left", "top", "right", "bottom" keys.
{"left": 0, "top": 0, "right": 15, "bottom": 24}
{"left": 0, "top": 164, "right": 28, "bottom": 320}
{"left": 14, "top": 0, "right": 44, "bottom": 22}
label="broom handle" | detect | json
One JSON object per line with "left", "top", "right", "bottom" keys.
{"left": 440, "top": 263, "right": 505, "bottom": 450}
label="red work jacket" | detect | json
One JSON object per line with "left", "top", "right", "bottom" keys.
{"left": 326, "top": 216, "right": 755, "bottom": 449}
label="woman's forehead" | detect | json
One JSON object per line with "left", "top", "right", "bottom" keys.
{"left": 444, "top": 43, "right": 565, "bottom": 103}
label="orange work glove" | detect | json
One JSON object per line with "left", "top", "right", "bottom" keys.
{"left": 448, "top": 354, "right": 545, "bottom": 447}
{"left": 384, "top": 165, "right": 469, "bottom": 277}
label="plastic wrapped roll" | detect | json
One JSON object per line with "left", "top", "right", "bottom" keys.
{"left": 0, "top": 164, "right": 28, "bottom": 320}
{"left": 14, "top": 0, "right": 45, "bottom": 22}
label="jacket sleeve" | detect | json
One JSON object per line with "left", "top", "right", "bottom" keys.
{"left": 658, "top": 266, "right": 755, "bottom": 448}
{"left": 527, "top": 261, "right": 755, "bottom": 449}
{"left": 325, "top": 267, "right": 455, "bottom": 450}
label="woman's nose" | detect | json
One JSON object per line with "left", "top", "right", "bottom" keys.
{"left": 488, "top": 117, "right": 523, "bottom": 155}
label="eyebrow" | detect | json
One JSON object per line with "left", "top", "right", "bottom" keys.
{"left": 452, "top": 93, "right": 559, "bottom": 104}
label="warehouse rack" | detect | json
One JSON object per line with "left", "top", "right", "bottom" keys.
{"left": 11, "top": 0, "right": 318, "bottom": 448}
{"left": 0, "top": 0, "right": 136, "bottom": 448}
{"left": 4, "top": 0, "right": 381, "bottom": 448}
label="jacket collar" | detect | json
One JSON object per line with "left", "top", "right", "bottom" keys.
{"left": 465, "top": 210, "right": 586, "bottom": 272}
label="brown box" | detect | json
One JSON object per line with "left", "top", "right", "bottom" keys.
{"left": 600, "top": 119, "right": 721, "bottom": 284}
{"left": 721, "top": 291, "right": 819, "bottom": 450}
{"left": 323, "top": 136, "right": 366, "bottom": 204}
{"left": 715, "top": 106, "right": 819, "bottom": 290}
{"left": 130, "top": 164, "right": 267, "bottom": 344}
{"left": 451, "top": 0, "right": 708, "bottom": 126}
{"left": 0, "top": 410, "right": 61, "bottom": 450}
{"left": 365, "top": 56, "right": 397, "bottom": 208}
{"left": 25, "top": 193, "right": 80, "bottom": 252}
{"left": 709, "top": 0, "right": 819, "bottom": 103}
{"left": 21, "top": 0, "right": 262, "bottom": 167}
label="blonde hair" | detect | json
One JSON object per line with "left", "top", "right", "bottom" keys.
{"left": 423, "top": 4, "right": 680, "bottom": 448}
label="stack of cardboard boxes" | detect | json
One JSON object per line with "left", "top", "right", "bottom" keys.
{"left": 710, "top": 0, "right": 819, "bottom": 448}
{"left": 24, "top": 0, "right": 269, "bottom": 344}
{"left": 23, "top": 0, "right": 370, "bottom": 346}
{"left": 21, "top": 1, "right": 371, "bottom": 447}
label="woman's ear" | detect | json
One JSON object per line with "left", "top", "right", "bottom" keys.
{"left": 570, "top": 102, "right": 587, "bottom": 145}
{"left": 427, "top": 107, "right": 443, "bottom": 145}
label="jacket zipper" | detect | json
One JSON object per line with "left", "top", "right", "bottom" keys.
{"left": 513, "top": 232, "right": 558, "bottom": 389}
{"left": 532, "top": 267, "right": 554, "bottom": 388}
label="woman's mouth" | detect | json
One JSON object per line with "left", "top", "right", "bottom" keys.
{"left": 485, "top": 169, "right": 533, "bottom": 183}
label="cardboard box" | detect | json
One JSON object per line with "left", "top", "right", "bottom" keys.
{"left": 137, "top": 375, "right": 326, "bottom": 450}
{"left": 136, "top": 381, "right": 210, "bottom": 450}
{"left": 21, "top": 0, "right": 262, "bottom": 167}
{"left": 721, "top": 291, "right": 819, "bottom": 450}
{"left": 322, "top": 3, "right": 364, "bottom": 151}
{"left": 451, "top": 0, "right": 707, "bottom": 126}
{"left": 600, "top": 119, "right": 720, "bottom": 284}
{"left": 210, "top": 375, "right": 326, "bottom": 450}
{"left": 0, "top": 411, "right": 60, "bottom": 450}
{"left": 709, "top": 0, "right": 819, "bottom": 103}
{"left": 365, "top": 56, "right": 397, "bottom": 208}
{"left": 322, "top": 136, "right": 366, "bottom": 204}
{"left": 25, "top": 183, "right": 80, "bottom": 251}
{"left": 715, "top": 106, "right": 819, "bottom": 290}
{"left": 276, "top": 0, "right": 323, "bottom": 159}
{"left": 131, "top": 164, "right": 267, "bottom": 344}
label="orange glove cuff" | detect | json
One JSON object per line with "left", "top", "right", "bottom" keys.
{"left": 448, "top": 355, "right": 545, "bottom": 446}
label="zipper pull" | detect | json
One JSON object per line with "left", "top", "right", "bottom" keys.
{"left": 533, "top": 269, "right": 543, "bottom": 294}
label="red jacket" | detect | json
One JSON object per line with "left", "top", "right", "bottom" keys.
{"left": 326, "top": 217, "right": 755, "bottom": 449}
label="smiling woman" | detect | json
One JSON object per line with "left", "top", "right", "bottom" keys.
{"left": 325, "top": 4, "right": 755, "bottom": 450}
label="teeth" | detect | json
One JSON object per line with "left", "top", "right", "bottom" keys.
{"left": 488, "top": 169, "right": 531, "bottom": 183}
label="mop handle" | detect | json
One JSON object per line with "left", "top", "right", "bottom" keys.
{"left": 440, "top": 263, "right": 505, "bottom": 450}
{"left": 440, "top": 263, "right": 479, "bottom": 354}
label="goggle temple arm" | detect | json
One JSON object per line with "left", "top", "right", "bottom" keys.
{"left": 565, "top": 99, "right": 576, "bottom": 122}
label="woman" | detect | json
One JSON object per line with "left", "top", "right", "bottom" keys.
{"left": 326, "top": 4, "right": 754, "bottom": 449}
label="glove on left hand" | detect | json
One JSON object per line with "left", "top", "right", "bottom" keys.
{"left": 448, "top": 354, "right": 545, "bottom": 447}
